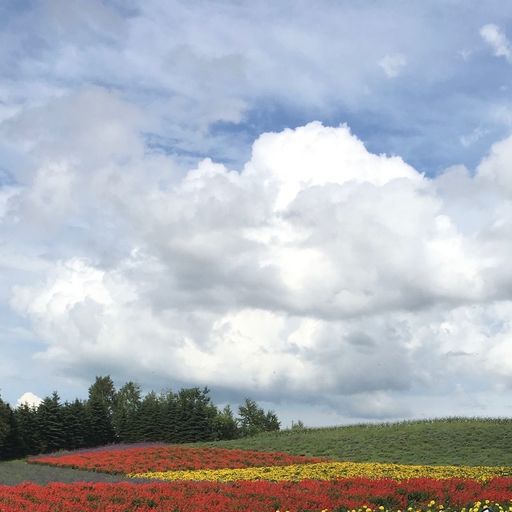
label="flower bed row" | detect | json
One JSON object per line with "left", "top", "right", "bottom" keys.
{"left": 28, "top": 446, "right": 322, "bottom": 474}
{"left": 130, "top": 461, "right": 512, "bottom": 483}
{"left": 1, "top": 478, "right": 512, "bottom": 512}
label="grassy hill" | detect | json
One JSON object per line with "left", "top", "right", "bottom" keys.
{"left": 198, "top": 417, "right": 512, "bottom": 466}
{"left": 3, "top": 417, "right": 512, "bottom": 485}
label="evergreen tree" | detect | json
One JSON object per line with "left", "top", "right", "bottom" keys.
{"left": 37, "top": 392, "right": 65, "bottom": 453}
{"left": 87, "top": 395, "right": 115, "bottom": 447}
{"left": 0, "top": 395, "right": 21, "bottom": 459}
{"left": 162, "top": 390, "right": 178, "bottom": 443}
{"left": 61, "top": 400, "right": 88, "bottom": 450}
{"left": 213, "top": 405, "right": 239, "bottom": 440}
{"left": 0, "top": 379, "right": 282, "bottom": 454}
{"left": 175, "top": 387, "right": 216, "bottom": 442}
{"left": 15, "top": 403, "right": 40, "bottom": 455}
{"left": 113, "top": 381, "right": 141, "bottom": 443}
{"left": 88, "top": 376, "right": 116, "bottom": 414}
{"left": 87, "top": 376, "right": 116, "bottom": 446}
{"left": 0, "top": 395, "right": 10, "bottom": 457}
{"left": 138, "top": 391, "right": 163, "bottom": 442}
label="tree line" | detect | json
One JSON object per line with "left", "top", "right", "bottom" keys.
{"left": 0, "top": 376, "right": 280, "bottom": 460}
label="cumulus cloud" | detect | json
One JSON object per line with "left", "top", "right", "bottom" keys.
{"left": 16, "top": 392, "right": 43, "bottom": 408}
{"left": 4, "top": 87, "right": 512, "bottom": 421}
{"left": 480, "top": 24, "right": 512, "bottom": 63}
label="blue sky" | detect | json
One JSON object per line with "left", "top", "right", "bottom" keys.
{"left": 1, "top": 1, "right": 512, "bottom": 425}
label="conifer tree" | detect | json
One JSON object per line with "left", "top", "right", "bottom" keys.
{"left": 162, "top": 390, "right": 178, "bottom": 443}
{"left": 87, "top": 396, "right": 115, "bottom": 447}
{"left": 0, "top": 378, "right": 282, "bottom": 456}
{"left": 213, "top": 405, "right": 239, "bottom": 440}
{"left": 87, "top": 376, "right": 116, "bottom": 446}
{"left": 61, "top": 400, "right": 88, "bottom": 450}
{"left": 0, "top": 395, "right": 10, "bottom": 457}
{"left": 37, "top": 392, "right": 65, "bottom": 453}
{"left": 14, "top": 403, "right": 40, "bottom": 455}
{"left": 113, "top": 381, "right": 142, "bottom": 443}
{"left": 138, "top": 391, "right": 163, "bottom": 442}
{"left": 0, "top": 395, "right": 21, "bottom": 459}
{"left": 175, "top": 387, "right": 216, "bottom": 442}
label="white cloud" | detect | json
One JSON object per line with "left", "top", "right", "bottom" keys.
{"left": 378, "top": 53, "right": 407, "bottom": 78}
{"left": 480, "top": 24, "right": 512, "bottom": 63}
{"left": 16, "top": 391, "right": 43, "bottom": 409}
{"left": 1, "top": 0, "right": 486, "bottom": 166}
{"left": 2, "top": 1, "right": 512, "bottom": 422}
{"left": 5, "top": 89, "right": 512, "bottom": 418}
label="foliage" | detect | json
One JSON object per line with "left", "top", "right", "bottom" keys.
{"left": 237, "top": 398, "right": 280, "bottom": 437}
{"left": 213, "top": 405, "right": 239, "bottom": 440}
{"left": 87, "top": 377, "right": 116, "bottom": 447}
{"left": 0, "top": 377, "right": 281, "bottom": 460}
{"left": 112, "top": 381, "right": 141, "bottom": 443}
{"left": 61, "top": 400, "right": 89, "bottom": 450}
{"left": 36, "top": 392, "right": 64, "bottom": 454}
{"left": 14, "top": 403, "right": 39, "bottom": 455}
{"left": 291, "top": 419, "right": 306, "bottom": 430}
{"left": 0, "top": 396, "right": 9, "bottom": 452}
{"left": 0, "top": 395, "right": 20, "bottom": 459}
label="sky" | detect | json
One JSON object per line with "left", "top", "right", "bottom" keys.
{"left": 1, "top": 0, "right": 512, "bottom": 427}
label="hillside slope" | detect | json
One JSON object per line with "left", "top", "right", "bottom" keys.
{"left": 199, "top": 418, "right": 512, "bottom": 466}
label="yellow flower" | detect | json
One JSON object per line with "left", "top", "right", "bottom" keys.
{"left": 129, "top": 460, "right": 512, "bottom": 482}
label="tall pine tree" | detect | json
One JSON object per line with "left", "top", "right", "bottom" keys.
{"left": 0, "top": 395, "right": 21, "bottom": 459}
{"left": 61, "top": 399, "right": 88, "bottom": 450}
{"left": 15, "top": 403, "right": 40, "bottom": 455}
{"left": 37, "top": 392, "right": 65, "bottom": 453}
{"left": 87, "top": 376, "right": 116, "bottom": 447}
{"left": 113, "top": 381, "right": 141, "bottom": 443}
{"left": 162, "top": 390, "right": 178, "bottom": 443}
{"left": 138, "top": 391, "right": 163, "bottom": 442}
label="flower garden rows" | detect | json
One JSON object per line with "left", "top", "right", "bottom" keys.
{"left": 29, "top": 446, "right": 322, "bottom": 474}
{"left": 1, "top": 479, "right": 512, "bottom": 512}
{"left": 130, "top": 461, "right": 512, "bottom": 483}
{"left": 7, "top": 446, "right": 512, "bottom": 511}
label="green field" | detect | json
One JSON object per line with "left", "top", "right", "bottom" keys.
{"left": 197, "top": 417, "right": 512, "bottom": 466}
{"left": 2, "top": 417, "right": 512, "bottom": 485}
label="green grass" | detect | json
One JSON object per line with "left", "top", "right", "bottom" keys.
{"left": 197, "top": 417, "right": 512, "bottom": 466}
{"left": 2, "top": 417, "right": 511, "bottom": 484}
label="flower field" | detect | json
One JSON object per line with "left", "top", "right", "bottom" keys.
{"left": 8, "top": 445, "right": 512, "bottom": 511}
{"left": 29, "top": 445, "right": 322, "bottom": 473}
{"left": 130, "top": 460, "right": 512, "bottom": 482}
{"left": 1, "top": 478, "right": 512, "bottom": 512}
